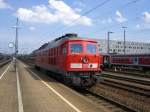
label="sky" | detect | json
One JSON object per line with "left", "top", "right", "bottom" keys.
{"left": 0, "top": 0, "right": 150, "bottom": 54}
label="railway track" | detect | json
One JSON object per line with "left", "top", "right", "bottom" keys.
{"left": 78, "top": 89, "right": 138, "bottom": 112}
{"left": 23, "top": 60, "right": 150, "bottom": 112}
{"left": 102, "top": 72, "right": 150, "bottom": 84}
{"left": 92, "top": 83, "right": 150, "bottom": 112}
{"left": 104, "top": 69, "right": 150, "bottom": 78}
{"left": 102, "top": 72, "right": 150, "bottom": 86}
{"left": 0, "top": 59, "right": 11, "bottom": 68}
{"left": 0, "top": 58, "right": 7, "bottom": 63}
{"left": 23, "top": 61, "right": 137, "bottom": 112}
{"left": 83, "top": 72, "right": 150, "bottom": 111}
{"left": 101, "top": 78, "right": 150, "bottom": 97}
{"left": 101, "top": 73, "right": 150, "bottom": 97}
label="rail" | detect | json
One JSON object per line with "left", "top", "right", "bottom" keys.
{"left": 104, "top": 69, "right": 150, "bottom": 78}
{"left": 0, "top": 59, "right": 11, "bottom": 68}
{"left": 102, "top": 72, "right": 150, "bottom": 85}
{"left": 78, "top": 89, "right": 138, "bottom": 112}
{"left": 21, "top": 59, "right": 149, "bottom": 112}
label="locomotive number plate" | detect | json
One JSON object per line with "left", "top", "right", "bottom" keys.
{"left": 82, "top": 64, "right": 88, "bottom": 68}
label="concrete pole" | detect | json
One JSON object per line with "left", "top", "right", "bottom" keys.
{"left": 15, "top": 18, "right": 19, "bottom": 56}
{"left": 12, "top": 18, "right": 20, "bottom": 58}
{"left": 12, "top": 18, "right": 20, "bottom": 69}
{"left": 122, "top": 26, "right": 127, "bottom": 55}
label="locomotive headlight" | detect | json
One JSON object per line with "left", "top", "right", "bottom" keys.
{"left": 90, "top": 64, "right": 93, "bottom": 68}
{"left": 88, "top": 63, "right": 98, "bottom": 68}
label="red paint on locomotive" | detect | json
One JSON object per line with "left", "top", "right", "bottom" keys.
{"left": 34, "top": 34, "right": 102, "bottom": 87}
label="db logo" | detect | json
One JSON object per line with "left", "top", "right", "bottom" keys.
{"left": 83, "top": 64, "right": 88, "bottom": 68}
{"left": 81, "top": 56, "right": 89, "bottom": 63}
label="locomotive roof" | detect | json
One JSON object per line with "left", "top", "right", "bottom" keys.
{"left": 35, "top": 34, "right": 97, "bottom": 53}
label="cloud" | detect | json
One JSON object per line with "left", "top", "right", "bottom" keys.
{"left": 136, "top": 24, "right": 140, "bottom": 29}
{"left": 108, "top": 18, "right": 112, "bottom": 23}
{"left": 0, "top": 0, "right": 11, "bottom": 9}
{"left": 75, "top": 8, "right": 82, "bottom": 12}
{"left": 101, "top": 18, "right": 112, "bottom": 24}
{"left": 17, "top": 5, "right": 58, "bottom": 24}
{"left": 74, "top": 0, "right": 85, "bottom": 8}
{"left": 115, "top": 10, "right": 127, "bottom": 23}
{"left": 143, "top": 12, "right": 150, "bottom": 23}
{"left": 29, "top": 26, "right": 36, "bottom": 31}
{"left": 17, "top": 0, "right": 92, "bottom": 26}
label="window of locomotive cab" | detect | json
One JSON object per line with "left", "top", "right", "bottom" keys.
{"left": 62, "top": 47, "right": 67, "bottom": 55}
{"left": 87, "top": 44, "right": 97, "bottom": 54}
{"left": 71, "top": 44, "right": 83, "bottom": 54}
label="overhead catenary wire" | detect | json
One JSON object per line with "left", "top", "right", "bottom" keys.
{"left": 94, "top": 0, "right": 141, "bottom": 23}
{"left": 52, "top": 0, "right": 141, "bottom": 36}
{"left": 91, "top": 0, "right": 142, "bottom": 36}
{"left": 94, "top": 16, "right": 141, "bottom": 34}
{"left": 94, "top": 14, "right": 150, "bottom": 37}
{"left": 49, "top": 0, "right": 112, "bottom": 37}
{"left": 72, "top": 0, "right": 143, "bottom": 38}
{"left": 50, "top": 0, "right": 143, "bottom": 39}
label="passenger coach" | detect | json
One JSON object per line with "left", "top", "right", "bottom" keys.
{"left": 102, "top": 54, "right": 150, "bottom": 71}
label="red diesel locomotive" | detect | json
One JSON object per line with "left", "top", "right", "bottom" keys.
{"left": 34, "top": 34, "right": 103, "bottom": 87}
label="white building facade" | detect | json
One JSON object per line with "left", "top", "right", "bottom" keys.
{"left": 97, "top": 39, "right": 150, "bottom": 54}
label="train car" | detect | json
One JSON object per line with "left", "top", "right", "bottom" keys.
{"left": 34, "top": 34, "right": 103, "bottom": 88}
{"left": 103, "top": 54, "right": 150, "bottom": 71}
{"left": 102, "top": 54, "right": 110, "bottom": 69}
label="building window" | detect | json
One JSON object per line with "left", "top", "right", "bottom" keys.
{"left": 118, "top": 42, "right": 121, "bottom": 44}
{"left": 113, "top": 49, "right": 116, "bottom": 53}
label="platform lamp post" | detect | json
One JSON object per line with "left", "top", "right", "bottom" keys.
{"left": 11, "top": 18, "right": 20, "bottom": 57}
{"left": 107, "top": 31, "right": 113, "bottom": 54}
{"left": 122, "top": 26, "right": 127, "bottom": 55}
{"left": 11, "top": 18, "right": 20, "bottom": 68}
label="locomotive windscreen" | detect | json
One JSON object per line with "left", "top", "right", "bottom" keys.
{"left": 71, "top": 44, "right": 83, "bottom": 53}
{"left": 87, "top": 44, "right": 97, "bottom": 54}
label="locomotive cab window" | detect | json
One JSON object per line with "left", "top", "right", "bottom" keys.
{"left": 62, "top": 47, "right": 67, "bottom": 55}
{"left": 71, "top": 44, "right": 83, "bottom": 53}
{"left": 87, "top": 44, "right": 97, "bottom": 54}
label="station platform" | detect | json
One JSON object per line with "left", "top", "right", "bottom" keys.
{"left": 0, "top": 61, "right": 107, "bottom": 112}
